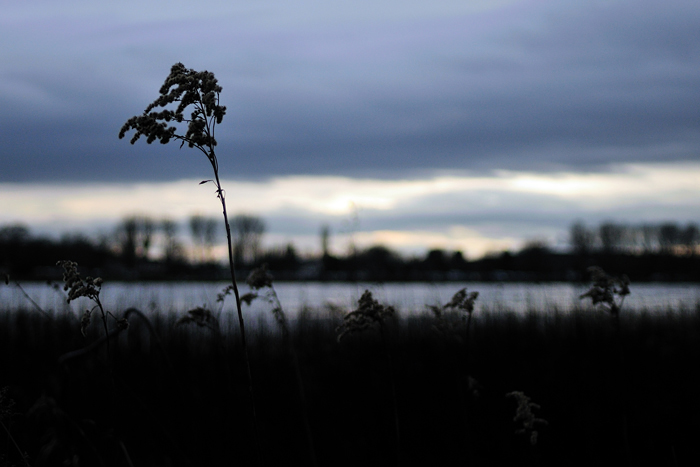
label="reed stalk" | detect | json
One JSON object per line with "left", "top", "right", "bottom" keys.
{"left": 119, "top": 63, "right": 261, "bottom": 462}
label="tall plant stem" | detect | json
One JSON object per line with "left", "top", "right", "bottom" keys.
{"left": 464, "top": 311, "right": 473, "bottom": 371}
{"left": 119, "top": 64, "right": 263, "bottom": 462}
{"left": 268, "top": 285, "right": 317, "bottom": 467}
{"left": 13, "top": 280, "right": 50, "bottom": 318}
{"left": 0, "top": 419, "right": 30, "bottom": 467}
{"left": 213, "top": 168, "right": 262, "bottom": 463}
{"left": 379, "top": 324, "right": 401, "bottom": 467}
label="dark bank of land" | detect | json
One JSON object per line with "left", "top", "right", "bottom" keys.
{"left": 2, "top": 225, "right": 700, "bottom": 283}
{"left": 2, "top": 303, "right": 699, "bottom": 466}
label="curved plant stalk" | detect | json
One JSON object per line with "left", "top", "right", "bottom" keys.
{"left": 58, "top": 307, "right": 170, "bottom": 368}
{"left": 0, "top": 419, "right": 30, "bottom": 467}
{"left": 579, "top": 266, "right": 632, "bottom": 458}
{"left": 337, "top": 290, "right": 401, "bottom": 467}
{"left": 119, "top": 63, "right": 261, "bottom": 462}
{"left": 433, "top": 288, "right": 480, "bottom": 460}
{"left": 0, "top": 387, "right": 31, "bottom": 467}
{"left": 239, "top": 265, "right": 318, "bottom": 467}
{"left": 443, "top": 288, "right": 479, "bottom": 376}
{"left": 56, "top": 260, "right": 127, "bottom": 359}
{"left": 4, "top": 275, "right": 51, "bottom": 318}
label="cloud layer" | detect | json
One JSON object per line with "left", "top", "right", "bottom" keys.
{"left": 2, "top": 0, "right": 699, "bottom": 182}
{"left": 3, "top": 162, "right": 700, "bottom": 258}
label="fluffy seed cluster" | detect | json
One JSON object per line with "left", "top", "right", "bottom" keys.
{"left": 80, "top": 309, "right": 93, "bottom": 337}
{"left": 115, "top": 317, "right": 130, "bottom": 331}
{"left": 229, "top": 265, "right": 275, "bottom": 307}
{"left": 444, "top": 288, "right": 479, "bottom": 316}
{"left": 336, "top": 290, "right": 395, "bottom": 342}
{"left": 0, "top": 386, "right": 15, "bottom": 421}
{"left": 579, "top": 266, "right": 630, "bottom": 316}
{"left": 56, "top": 260, "right": 102, "bottom": 303}
{"left": 506, "top": 391, "right": 548, "bottom": 446}
{"left": 246, "top": 264, "right": 274, "bottom": 290}
{"left": 241, "top": 265, "right": 290, "bottom": 331}
{"left": 216, "top": 284, "right": 235, "bottom": 303}
{"left": 177, "top": 306, "right": 217, "bottom": 330}
{"left": 119, "top": 62, "right": 226, "bottom": 155}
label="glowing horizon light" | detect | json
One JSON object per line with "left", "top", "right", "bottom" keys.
{"left": 505, "top": 173, "right": 608, "bottom": 196}
{"left": 354, "top": 227, "right": 517, "bottom": 259}
{"left": 2, "top": 161, "right": 700, "bottom": 259}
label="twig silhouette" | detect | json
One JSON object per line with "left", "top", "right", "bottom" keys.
{"left": 119, "top": 63, "right": 262, "bottom": 463}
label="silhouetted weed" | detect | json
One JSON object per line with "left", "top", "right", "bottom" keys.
{"left": 119, "top": 62, "right": 261, "bottom": 460}
{"left": 2, "top": 286, "right": 700, "bottom": 465}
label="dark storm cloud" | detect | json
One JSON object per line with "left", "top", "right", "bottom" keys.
{"left": 1, "top": 0, "right": 699, "bottom": 182}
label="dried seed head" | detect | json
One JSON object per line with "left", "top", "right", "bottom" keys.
{"left": 177, "top": 306, "right": 217, "bottom": 329}
{"left": 80, "top": 309, "right": 92, "bottom": 337}
{"left": 246, "top": 264, "right": 273, "bottom": 290}
{"left": 444, "top": 288, "right": 479, "bottom": 315}
{"left": 579, "top": 266, "right": 631, "bottom": 316}
{"left": 0, "top": 386, "right": 16, "bottom": 421}
{"left": 507, "top": 391, "right": 548, "bottom": 446}
{"left": 336, "top": 290, "right": 395, "bottom": 342}
{"left": 56, "top": 260, "right": 102, "bottom": 303}
{"left": 116, "top": 318, "right": 129, "bottom": 331}
{"left": 119, "top": 62, "right": 226, "bottom": 151}
{"left": 240, "top": 292, "right": 258, "bottom": 306}
{"left": 216, "top": 284, "right": 235, "bottom": 303}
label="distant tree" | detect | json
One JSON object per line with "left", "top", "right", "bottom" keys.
{"left": 569, "top": 221, "right": 594, "bottom": 256}
{"left": 659, "top": 223, "right": 681, "bottom": 254}
{"left": 320, "top": 224, "right": 330, "bottom": 257}
{"left": 259, "top": 243, "right": 299, "bottom": 272}
{"left": 424, "top": 249, "right": 448, "bottom": 272}
{"left": 623, "top": 225, "right": 644, "bottom": 253}
{"left": 283, "top": 243, "right": 300, "bottom": 270}
{"left": 118, "top": 217, "right": 138, "bottom": 266}
{"left": 449, "top": 251, "right": 468, "bottom": 270}
{"left": 599, "top": 222, "right": 625, "bottom": 254}
{"left": 203, "top": 217, "right": 218, "bottom": 261}
{"left": 140, "top": 217, "right": 155, "bottom": 258}
{"left": 190, "top": 214, "right": 206, "bottom": 263}
{"left": 518, "top": 239, "right": 552, "bottom": 274}
{"left": 117, "top": 215, "right": 155, "bottom": 265}
{"left": 520, "top": 239, "right": 550, "bottom": 255}
{"left": 619, "top": 224, "right": 637, "bottom": 252}
{"left": 161, "top": 219, "right": 184, "bottom": 263}
{"left": 640, "top": 224, "right": 659, "bottom": 254}
{"left": 231, "top": 215, "right": 265, "bottom": 266}
{"left": 342, "top": 203, "right": 360, "bottom": 257}
{"left": 680, "top": 223, "right": 699, "bottom": 256}
{"left": 190, "top": 215, "right": 219, "bottom": 263}
{"left": 355, "top": 245, "right": 400, "bottom": 280}
{"left": 0, "top": 224, "right": 30, "bottom": 243}
{"left": 360, "top": 245, "right": 398, "bottom": 266}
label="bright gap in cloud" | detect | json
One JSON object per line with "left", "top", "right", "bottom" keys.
{"left": 2, "top": 162, "right": 699, "bottom": 259}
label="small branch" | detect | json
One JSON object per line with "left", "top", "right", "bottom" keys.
{"left": 58, "top": 327, "right": 123, "bottom": 365}
{"left": 0, "top": 419, "right": 30, "bottom": 467}
{"left": 13, "top": 281, "right": 51, "bottom": 318}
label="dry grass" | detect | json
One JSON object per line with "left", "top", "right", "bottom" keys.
{"left": 2, "top": 295, "right": 700, "bottom": 466}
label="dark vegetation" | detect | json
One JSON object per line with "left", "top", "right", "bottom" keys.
{"left": 2, "top": 219, "right": 700, "bottom": 283}
{"left": 2, "top": 297, "right": 700, "bottom": 466}
{"left": 5, "top": 61, "right": 698, "bottom": 467}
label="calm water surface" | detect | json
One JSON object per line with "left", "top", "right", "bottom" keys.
{"left": 3, "top": 281, "right": 699, "bottom": 321}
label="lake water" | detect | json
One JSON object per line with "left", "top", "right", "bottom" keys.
{"left": 3, "top": 281, "right": 700, "bottom": 322}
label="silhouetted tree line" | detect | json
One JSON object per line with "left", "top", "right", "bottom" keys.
{"left": 569, "top": 220, "right": 699, "bottom": 256}
{"left": 2, "top": 218, "right": 700, "bottom": 282}
{"left": 0, "top": 224, "right": 119, "bottom": 280}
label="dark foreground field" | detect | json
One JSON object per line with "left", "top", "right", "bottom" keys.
{"left": 2, "top": 303, "right": 699, "bottom": 466}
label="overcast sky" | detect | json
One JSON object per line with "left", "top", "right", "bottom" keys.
{"left": 1, "top": 0, "right": 699, "bottom": 258}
